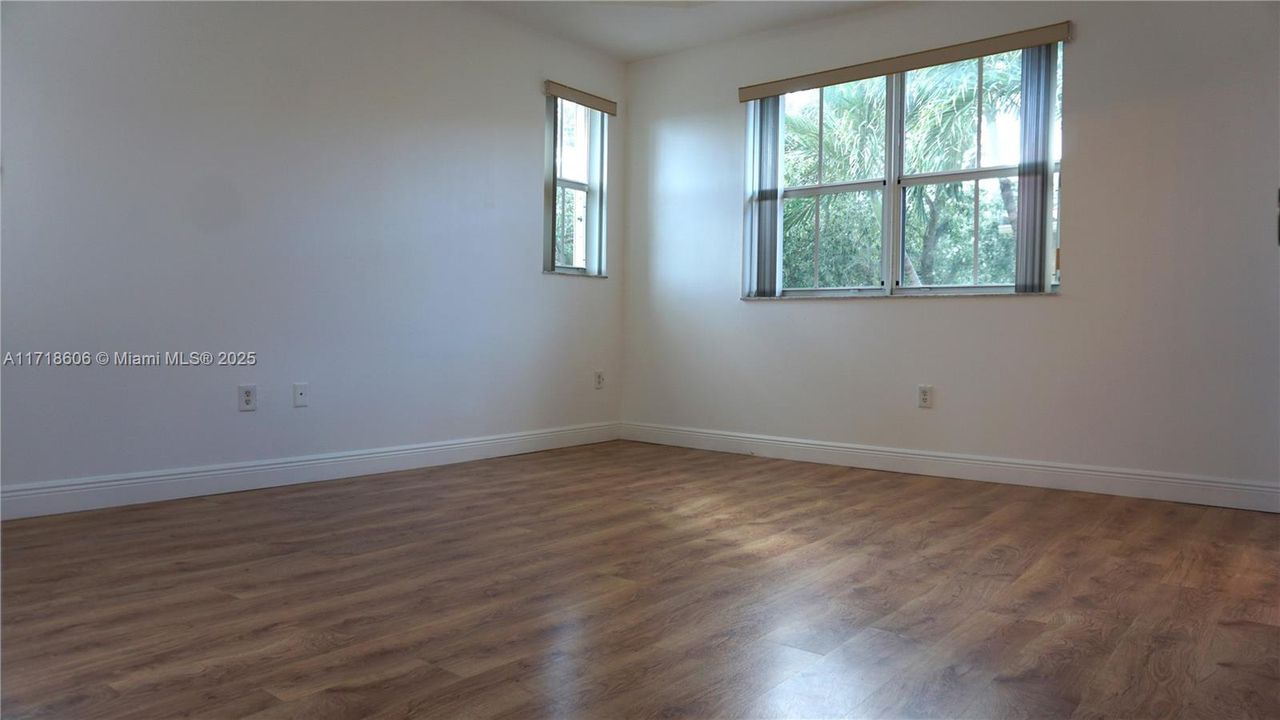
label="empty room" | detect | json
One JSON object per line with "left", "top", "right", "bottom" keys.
{"left": 2, "top": 1, "right": 1277, "bottom": 718}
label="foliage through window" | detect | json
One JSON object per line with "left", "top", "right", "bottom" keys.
{"left": 748, "top": 41, "right": 1063, "bottom": 296}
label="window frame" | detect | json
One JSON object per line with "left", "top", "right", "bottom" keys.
{"left": 544, "top": 95, "right": 609, "bottom": 278}
{"left": 777, "top": 78, "right": 890, "bottom": 296}
{"left": 744, "top": 42, "right": 1061, "bottom": 299}
{"left": 893, "top": 59, "right": 1022, "bottom": 296}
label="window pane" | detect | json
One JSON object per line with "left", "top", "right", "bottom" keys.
{"left": 821, "top": 78, "right": 886, "bottom": 183}
{"left": 1050, "top": 170, "right": 1061, "bottom": 283}
{"left": 1051, "top": 44, "right": 1062, "bottom": 283}
{"left": 902, "top": 181, "right": 974, "bottom": 286}
{"left": 980, "top": 51, "right": 1022, "bottom": 168}
{"left": 781, "top": 196, "right": 816, "bottom": 289}
{"left": 782, "top": 89, "right": 820, "bottom": 188}
{"left": 904, "top": 59, "right": 978, "bottom": 175}
{"left": 1052, "top": 42, "right": 1063, "bottom": 164}
{"left": 554, "top": 184, "right": 586, "bottom": 268}
{"left": 556, "top": 98, "right": 591, "bottom": 184}
{"left": 818, "top": 190, "right": 882, "bottom": 288}
{"left": 977, "top": 177, "right": 1017, "bottom": 285}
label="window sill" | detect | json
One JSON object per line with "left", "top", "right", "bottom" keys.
{"left": 544, "top": 270, "right": 609, "bottom": 279}
{"left": 742, "top": 289, "right": 1058, "bottom": 301}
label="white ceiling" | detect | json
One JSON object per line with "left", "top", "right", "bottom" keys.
{"left": 482, "top": 1, "right": 871, "bottom": 62}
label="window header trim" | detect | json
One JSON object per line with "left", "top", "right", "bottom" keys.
{"left": 736, "top": 21, "right": 1071, "bottom": 103}
{"left": 545, "top": 80, "right": 618, "bottom": 116}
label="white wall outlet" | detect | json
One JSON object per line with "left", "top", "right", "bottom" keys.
{"left": 917, "top": 384, "right": 934, "bottom": 409}
{"left": 238, "top": 384, "right": 257, "bottom": 412}
{"left": 594, "top": 370, "right": 605, "bottom": 390}
{"left": 293, "top": 382, "right": 309, "bottom": 408}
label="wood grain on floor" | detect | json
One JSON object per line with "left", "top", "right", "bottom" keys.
{"left": 3, "top": 440, "right": 1277, "bottom": 719}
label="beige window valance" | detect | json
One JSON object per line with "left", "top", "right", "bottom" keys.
{"left": 737, "top": 22, "right": 1071, "bottom": 103}
{"left": 545, "top": 81, "right": 618, "bottom": 116}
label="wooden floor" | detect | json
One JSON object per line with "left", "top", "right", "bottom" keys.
{"left": 2, "top": 441, "right": 1277, "bottom": 719}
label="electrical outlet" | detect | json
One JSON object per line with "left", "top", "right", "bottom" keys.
{"left": 917, "top": 384, "right": 934, "bottom": 409}
{"left": 293, "top": 382, "right": 309, "bottom": 408}
{"left": 238, "top": 384, "right": 257, "bottom": 412}
{"left": 594, "top": 370, "right": 605, "bottom": 390}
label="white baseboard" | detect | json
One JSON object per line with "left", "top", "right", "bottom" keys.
{"left": 1, "top": 422, "right": 621, "bottom": 520}
{"left": 7, "top": 420, "right": 1274, "bottom": 519}
{"left": 619, "top": 422, "right": 1279, "bottom": 513}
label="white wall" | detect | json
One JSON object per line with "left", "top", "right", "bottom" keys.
{"left": 2, "top": 3, "right": 625, "bottom": 494}
{"left": 5, "top": 2, "right": 1277, "bottom": 517}
{"left": 622, "top": 3, "right": 1279, "bottom": 498}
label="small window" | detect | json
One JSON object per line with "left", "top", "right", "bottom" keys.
{"left": 743, "top": 32, "right": 1065, "bottom": 298}
{"left": 544, "top": 82, "right": 614, "bottom": 277}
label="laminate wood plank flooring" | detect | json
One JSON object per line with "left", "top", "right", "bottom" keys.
{"left": 3, "top": 440, "right": 1277, "bottom": 719}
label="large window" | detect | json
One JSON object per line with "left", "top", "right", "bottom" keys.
{"left": 544, "top": 82, "right": 614, "bottom": 277}
{"left": 743, "top": 28, "right": 1066, "bottom": 297}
